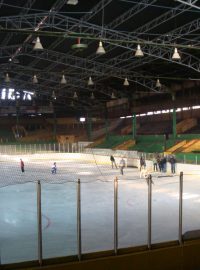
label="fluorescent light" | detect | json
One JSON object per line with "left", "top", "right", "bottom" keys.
{"left": 67, "top": 0, "right": 78, "bottom": 5}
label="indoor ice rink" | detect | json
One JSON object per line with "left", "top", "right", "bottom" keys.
{"left": 0, "top": 0, "right": 200, "bottom": 269}
{"left": 0, "top": 152, "right": 200, "bottom": 264}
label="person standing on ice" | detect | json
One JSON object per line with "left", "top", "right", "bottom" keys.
{"left": 20, "top": 159, "right": 25, "bottom": 173}
{"left": 119, "top": 157, "right": 125, "bottom": 175}
{"left": 51, "top": 162, "right": 57, "bottom": 174}
{"left": 110, "top": 155, "right": 117, "bottom": 169}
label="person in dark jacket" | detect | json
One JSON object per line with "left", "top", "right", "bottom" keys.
{"left": 20, "top": 159, "right": 25, "bottom": 172}
{"left": 51, "top": 162, "right": 57, "bottom": 174}
{"left": 140, "top": 156, "right": 146, "bottom": 171}
{"left": 169, "top": 156, "right": 176, "bottom": 174}
{"left": 110, "top": 155, "right": 117, "bottom": 169}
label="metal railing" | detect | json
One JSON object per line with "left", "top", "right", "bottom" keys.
{"left": 0, "top": 142, "right": 87, "bottom": 155}
{"left": 35, "top": 173, "right": 185, "bottom": 264}
{"left": 0, "top": 172, "right": 192, "bottom": 266}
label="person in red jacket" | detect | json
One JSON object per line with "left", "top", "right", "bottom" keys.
{"left": 20, "top": 159, "right": 25, "bottom": 172}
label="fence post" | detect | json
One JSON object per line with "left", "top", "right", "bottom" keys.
{"left": 114, "top": 177, "right": 118, "bottom": 255}
{"left": 147, "top": 174, "right": 152, "bottom": 249}
{"left": 37, "top": 181, "right": 43, "bottom": 266}
{"left": 196, "top": 155, "right": 197, "bottom": 165}
{"left": 77, "top": 179, "right": 82, "bottom": 261}
{"left": 179, "top": 172, "right": 183, "bottom": 245}
{"left": 184, "top": 155, "right": 186, "bottom": 164}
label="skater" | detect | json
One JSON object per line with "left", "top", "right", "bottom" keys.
{"left": 157, "top": 155, "right": 162, "bottom": 172}
{"left": 169, "top": 155, "right": 176, "bottom": 174}
{"left": 140, "top": 156, "right": 146, "bottom": 171}
{"left": 152, "top": 156, "right": 158, "bottom": 172}
{"left": 110, "top": 155, "right": 117, "bottom": 169}
{"left": 20, "top": 159, "right": 25, "bottom": 172}
{"left": 51, "top": 162, "right": 57, "bottom": 174}
{"left": 162, "top": 156, "right": 167, "bottom": 173}
{"left": 119, "top": 157, "right": 125, "bottom": 175}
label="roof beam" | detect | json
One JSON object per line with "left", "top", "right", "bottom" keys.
{"left": 0, "top": 44, "right": 161, "bottom": 95}
{"left": 23, "top": 47, "right": 161, "bottom": 93}
{"left": 174, "top": 0, "right": 200, "bottom": 10}
{"left": 1, "top": 0, "right": 37, "bottom": 46}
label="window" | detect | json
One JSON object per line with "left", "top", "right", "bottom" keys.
{"left": 80, "top": 117, "right": 85, "bottom": 122}
{"left": 0, "top": 88, "right": 33, "bottom": 100}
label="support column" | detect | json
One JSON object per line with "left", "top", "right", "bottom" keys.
{"left": 53, "top": 107, "right": 57, "bottom": 140}
{"left": 132, "top": 113, "right": 137, "bottom": 139}
{"left": 147, "top": 175, "right": 152, "bottom": 249}
{"left": 105, "top": 106, "right": 109, "bottom": 138}
{"left": 172, "top": 93, "right": 176, "bottom": 139}
{"left": 87, "top": 114, "right": 92, "bottom": 141}
{"left": 173, "top": 108, "right": 177, "bottom": 139}
{"left": 114, "top": 177, "right": 118, "bottom": 255}
{"left": 16, "top": 100, "right": 20, "bottom": 138}
{"left": 77, "top": 179, "right": 82, "bottom": 261}
{"left": 179, "top": 172, "right": 183, "bottom": 245}
{"left": 37, "top": 181, "right": 43, "bottom": 266}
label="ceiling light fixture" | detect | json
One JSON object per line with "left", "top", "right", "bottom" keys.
{"left": 60, "top": 74, "right": 67, "bottom": 84}
{"left": 135, "top": 44, "right": 144, "bottom": 57}
{"left": 123, "top": 77, "right": 129, "bottom": 86}
{"left": 71, "top": 38, "right": 88, "bottom": 50}
{"left": 172, "top": 47, "right": 181, "bottom": 60}
{"left": 33, "top": 37, "right": 43, "bottom": 50}
{"left": 67, "top": 0, "right": 78, "bottom": 5}
{"left": 33, "top": 91, "right": 37, "bottom": 98}
{"left": 5, "top": 73, "right": 10, "bottom": 83}
{"left": 111, "top": 92, "right": 116, "bottom": 99}
{"left": 52, "top": 91, "right": 56, "bottom": 100}
{"left": 96, "top": 41, "right": 106, "bottom": 55}
{"left": 91, "top": 92, "right": 95, "bottom": 99}
{"left": 156, "top": 79, "right": 161, "bottom": 88}
{"left": 87, "top": 76, "right": 94, "bottom": 86}
{"left": 73, "top": 91, "right": 78, "bottom": 99}
{"left": 33, "top": 74, "right": 38, "bottom": 84}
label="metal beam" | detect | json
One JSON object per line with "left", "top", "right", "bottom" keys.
{"left": 174, "top": 0, "right": 200, "bottom": 10}
{"left": 1, "top": 0, "right": 37, "bottom": 46}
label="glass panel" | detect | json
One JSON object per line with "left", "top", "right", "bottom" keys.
{"left": 0, "top": 183, "right": 37, "bottom": 264}
{"left": 152, "top": 174, "right": 179, "bottom": 243}
{"left": 183, "top": 173, "right": 200, "bottom": 235}
{"left": 82, "top": 181, "right": 114, "bottom": 253}
{"left": 118, "top": 174, "right": 148, "bottom": 248}
{"left": 42, "top": 182, "right": 77, "bottom": 258}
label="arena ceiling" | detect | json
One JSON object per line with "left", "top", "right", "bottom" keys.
{"left": 0, "top": 0, "right": 199, "bottom": 115}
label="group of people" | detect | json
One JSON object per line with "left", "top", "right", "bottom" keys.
{"left": 19, "top": 154, "right": 176, "bottom": 176}
{"left": 110, "top": 153, "right": 177, "bottom": 177}
{"left": 110, "top": 155, "right": 126, "bottom": 175}
{"left": 152, "top": 154, "right": 176, "bottom": 174}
